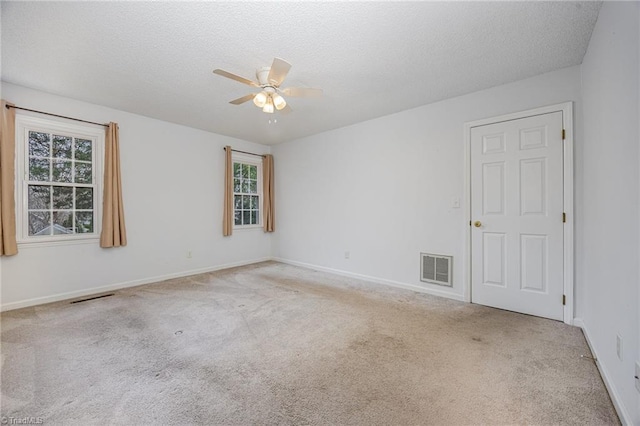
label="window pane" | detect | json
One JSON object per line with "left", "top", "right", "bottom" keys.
{"left": 242, "top": 210, "right": 250, "bottom": 225}
{"left": 28, "top": 185, "right": 50, "bottom": 209}
{"left": 24, "top": 125, "right": 98, "bottom": 240}
{"left": 29, "top": 158, "right": 50, "bottom": 181}
{"left": 241, "top": 180, "right": 250, "bottom": 193}
{"left": 28, "top": 211, "right": 50, "bottom": 236}
{"left": 234, "top": 178, "right": 241, "bottom": 193}
{"left": 74, "top": 162, "right": 92, "bottom": 184}
{"left": 249, "top": 180, "right": 257, "bottom": 193}
{"left": 233, "top": 163, "right": 241, "bottom": 178}
{"left": 75, "top": 212, "right": 93, "bottom": 233}
{"left": 234, "top": 195, "right": 242, "bottom": 210}
{"left": 242, "top": 164, "right": 250, "bottom": 179}
{"left": 52, "top": 160, "right": 72, "bottom": 183}
{"left": 52, "top": 135, "right": 72, "bottom": 159}
{"left": 52, "top": 211, "right": 73, "bottom": 234}
{"left": 234, "top": 210, "right": 242, "bottom": 225}
{"left": 29, "top": 132, "right": 50, "bottom": 157}
{"left": 251, "top": 196, "right": 259, "bottom": 209}
{"left": 242, "top": 195, "right": 250, "bottom": 209}
{"left": 249, "top": 165, "right": 257, "bottom": 179}
{"left": 250, "top": 210, "right": 258, "bottom": 225}
{"left": 75, "top": 139, "right": 92, "bottom": 161}
{"left": 75, "top": 187, "right": 93, "bottom": 209}
{"left": 52, "top": 186, "right": 73, "bottom": 209}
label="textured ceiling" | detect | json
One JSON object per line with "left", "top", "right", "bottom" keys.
{"left": 1, "top": 1, "right": 601, "bottom": 145}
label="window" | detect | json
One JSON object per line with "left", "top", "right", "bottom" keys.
{"left": 15, "top": 115, "right": 103, "bottom": 244}
{"left": 233, "top": 153, "right": 262, "bottom": 228}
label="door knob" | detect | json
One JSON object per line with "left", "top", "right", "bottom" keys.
{"left": 474, "top": 221, "right": 482, "bottom": 228}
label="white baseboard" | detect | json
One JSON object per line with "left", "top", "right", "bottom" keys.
{"left": 573, "top": 317, "right": 632, "bottom": 425}
{"left": 0, "top": 257, "right": 271, "bottom": 312}
{"left": 271, "top": 257, "right": 466, "bottom": 302}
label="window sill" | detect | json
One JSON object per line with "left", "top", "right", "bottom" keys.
{"left": 233, "top": 225, "right": 264, "bottom": 231}
{"left": 17, "top": 236, "right": 100, "bottom": 249}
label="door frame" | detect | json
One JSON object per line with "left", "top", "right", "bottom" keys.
{"left": 462, "top": 102, "right": 574, "bottom": 325}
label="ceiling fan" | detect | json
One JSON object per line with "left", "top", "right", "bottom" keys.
{"left": 213, "top": 58, "right": 323, "bottom": 114}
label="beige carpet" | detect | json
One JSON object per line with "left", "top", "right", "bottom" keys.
{"left": 1, "top": 261, "right": 618, "bottom": 425}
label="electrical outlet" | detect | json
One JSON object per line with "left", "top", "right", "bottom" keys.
{"left": 616, "top": 335, "right": 623, "bottom": 361}
{"left": 344, "top": 251, "right": 350, "bottom": 259}
{"left": 635, "top": 362, "right": 640, "bottom": 393}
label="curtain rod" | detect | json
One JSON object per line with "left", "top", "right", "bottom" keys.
{"left": 5, "top": 104, "right": 109, "bottom": 127}
{"left": 223, "top": 147, "right": 266, "bottom": 158}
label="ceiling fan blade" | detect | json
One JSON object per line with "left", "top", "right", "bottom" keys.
{"left": 213, "top": 69, "right": 259, "bottom": 87}
{"left": 280, "top": 104, "right": 292, "bottom": 114}
{"left": 267, "top": 58, "right": 292, "bottom": 86}
{"left": 281, "top": 87, "right": 323, "bottom": 98}
{"left": 229, "top": 94, "right": 256, "bottom": 105}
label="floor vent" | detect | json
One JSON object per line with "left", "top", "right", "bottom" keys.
{"left": 70, "top": 293, "right": 115, "bottom": 304}
{"left": 420, "top": 253, "right": 453, "bottom": 287}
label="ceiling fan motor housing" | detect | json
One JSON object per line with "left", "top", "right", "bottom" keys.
{"left": 256, "top": 67, "right": 273, "bottom": 86}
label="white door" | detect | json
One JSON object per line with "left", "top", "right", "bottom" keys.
{"left": 471, "top": 111, "right": 564, "bottom": 320}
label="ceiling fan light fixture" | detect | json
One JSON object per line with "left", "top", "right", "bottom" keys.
{"left": 262, "top": 95, "right": 274, "bottom": 113}
{"left": 273, "top": 94, "right": 287, "bottom": 110}
{"left": 253, "top": 91, "right": 267, "bottom": 108}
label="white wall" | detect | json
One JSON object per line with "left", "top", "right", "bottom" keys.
{"left": 0, "top": 82, "right": 272, "bottom": 310}
{"left": 272, "top": 66, "right": 583, "bottom": 303}
{"left": 580, "top": 2, "right": 640, "bottom": 424}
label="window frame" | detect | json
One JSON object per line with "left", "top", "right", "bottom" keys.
{"left": 232, "top": 152, "right": 263, "bottom": 230}
{"left": 15, "top": 114, "right": 104, "bottom": 246}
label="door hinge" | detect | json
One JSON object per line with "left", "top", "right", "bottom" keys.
{"left": 562, "top": 129, "right": 566, "bottom": 140}
{"left": 562, "top": 212, "right": 566, "bottom": 223}
{"left": 562, "top": 295, "right": 566, "bottom": 305}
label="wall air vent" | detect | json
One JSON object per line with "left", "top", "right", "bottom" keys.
{"left": 420, "top": 253, "right": 453, "bottom": 287}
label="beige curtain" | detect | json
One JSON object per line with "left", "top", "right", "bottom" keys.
{"left": 222, "top": 146, "right": 233, "bottom": 236}
{"left": 100, "top": 122, "right": 127, "bottom": 248}
{"left": 263, "top": 154, "right": 275, "bottom": 232}
{"left": 0, "top": 101, "right": 18, "bottom": 256}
